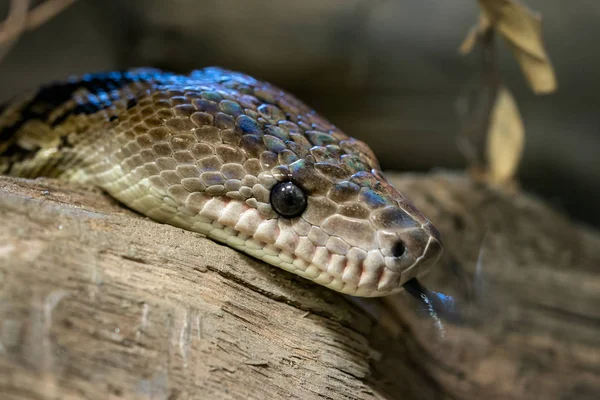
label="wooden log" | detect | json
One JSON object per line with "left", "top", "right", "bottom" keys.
{"left": 0, "top": 172, "right": 598, "bottom": 399}
{"left": 383, "top": 173, "right": 600, "bottom": 400}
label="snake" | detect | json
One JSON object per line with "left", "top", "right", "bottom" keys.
{"left": 0, "top": 67, "right": 442, "bottom": 297}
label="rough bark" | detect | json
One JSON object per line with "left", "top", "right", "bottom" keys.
{"left": 0, "top": 173, "right": 598, "bottom": 400}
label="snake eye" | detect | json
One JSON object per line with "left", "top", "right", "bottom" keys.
{"left": 270, "top": 181, "right": 307, "bottom": 218}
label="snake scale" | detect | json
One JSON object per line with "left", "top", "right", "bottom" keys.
{"left": 0, "top": 67, "right": 442, "bottom": 297}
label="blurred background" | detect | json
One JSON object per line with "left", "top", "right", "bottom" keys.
{"left": 0, "top": 0, "right": 598, "bottom": 228}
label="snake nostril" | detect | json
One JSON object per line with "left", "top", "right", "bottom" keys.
{"left": 392, "top": 241, "right": 406, "bottom": 258}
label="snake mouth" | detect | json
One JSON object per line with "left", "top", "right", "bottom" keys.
{"left": 179, "top": 212, "right": 441, "bottom": 297}
{"left": 204, "top": 229, "right": 382, "bottom": 296}
{"left": 209, "top": 228, "right": 440, "bottom": 297}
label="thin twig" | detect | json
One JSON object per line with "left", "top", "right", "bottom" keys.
{"left": 23, "top": 0, "right": 76, "bottom": 32}
{"left": 0, "top": 0, "right": 30, "bottom": 61}
{"left": 0, "top": 0, "right": 77, "bottom": 63}
{"left": 455, "top": 27, "right": 500, "bottom": 172}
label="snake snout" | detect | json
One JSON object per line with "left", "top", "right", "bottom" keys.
{"left": 377, "top": 226, "right": 440, "bottom": 277}
{"left": 369, "top": 205, "right": 443, "bottom": 295}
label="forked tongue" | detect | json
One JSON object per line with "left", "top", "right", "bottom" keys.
{"left": 403, "top": 278, "right": 459, "bottom": 338}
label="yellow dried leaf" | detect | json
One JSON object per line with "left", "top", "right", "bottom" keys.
{"left": 486, "top": 87, "right": 525, "bottom": 184}
{"left": 477, "top": 0, "right": 557, "bottom": 94}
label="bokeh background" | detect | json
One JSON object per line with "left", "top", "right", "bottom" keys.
{"left": 1, "top": 0, "right": 598, "bottom": 227}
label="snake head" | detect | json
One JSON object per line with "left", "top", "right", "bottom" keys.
{"left": 272, "top": 135, "right": 443, "bottom": 297}
{"left": 170, "top": 68, "right": 443, "bottom": 297}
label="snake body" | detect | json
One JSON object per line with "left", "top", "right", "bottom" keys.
{"left": 0, "top": 67, "right": 442, "bottom": 297}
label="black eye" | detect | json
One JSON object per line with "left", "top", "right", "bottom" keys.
{"left": 270, "top": 181, "right": 307, "bottom": 218}
{"left": 392, "top": 241, "right": 406, "bottom": 258}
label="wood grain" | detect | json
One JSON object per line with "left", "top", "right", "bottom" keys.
{"left": 1, "top": 172, "right": 599, "bottom": 399}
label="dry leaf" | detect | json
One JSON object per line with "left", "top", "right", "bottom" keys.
{"left": 486, "top": 86, "right": 525, "bottom": 184}
{"left": 461, "top": 0, "right": 557, "bottom": 94}
{"left": 479, "top": 0, "right": 557, "bottom": 94}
